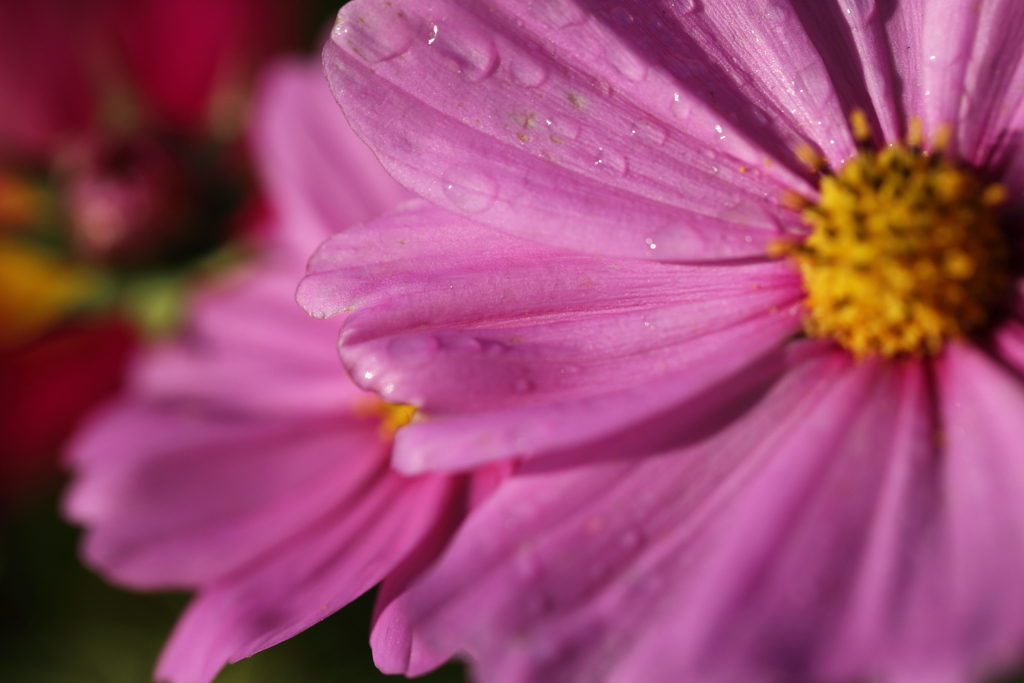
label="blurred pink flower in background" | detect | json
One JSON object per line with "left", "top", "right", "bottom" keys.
{"left": 0, "top": 0, "right": 299, "bottom": 267}
{"left": 0, "top": 0, "right": 300, "bottom": 510}
{"left": 296, "top": 1, "right": 1024, "bottom": 682}
{"left": 0, "top": 0, "right": 296, "bottom": 161}
{"left": 64, "top": 60, "right": 508, "bottom": 683}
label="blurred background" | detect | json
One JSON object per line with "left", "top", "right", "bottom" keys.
{"left": 0, "top": 0, "right": 463, "bottom": 680}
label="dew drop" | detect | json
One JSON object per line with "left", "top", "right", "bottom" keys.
{"left": 671, "top": 92, "right": 697, "bottom": 120}
{"left": 334, "top": 3, "right": 416, "bottom": 63}
{"left": 448, "top": 335, "right": 483, "bottom": 353}
{"left": 509, "top": 52, "right": 548, "bottom": 87}
{"left": 630, "top": 119, "right": 668, "bottom": 145}
{"left": 442, "top": 166, "right": 498, "bottom": 213}
{"left": 513, "top": 377, "right": 534, "bottom": 393}
{"left": 482, "top": 340, "right": 507, "bottom": 357}
{"left": 432, "top": 25, "right": 498, "bottom": 81}
{"left": 387, "top": 334, "right": 439, "bottom": 368}
{"left": 605, "top": 41, "right": 648, "bottom": 82}
{"left": 793, "top": 64, "right": 832, "bottom": 108}
{"left": 532, "top": 0, "right": 587, "bottom": 27}
{"left": 595, "top": 146, "right": 628, "bottom": 176}
{"left": 545, "top": 116, "right": 580, "bottom": 141}
{"left": 672, "top": 0, "right": 700, "bottom": 15}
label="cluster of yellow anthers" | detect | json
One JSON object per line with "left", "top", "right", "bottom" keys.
{"left": 774, "top": 111, "right": 1010, "bottom": 358}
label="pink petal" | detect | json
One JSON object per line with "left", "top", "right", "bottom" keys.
{"left": 154, "top": 470, "right": 458, "bottom": 683}
{"left": 133, "top": 251, "right": 364, "bottom": 416}
{"left": 390, "top": 314, "right": 799, "bottom": 473}
{"left": 65, "top": 403, "right": 390, "bottom": 589}
{"left": 954, "top": 0, "right": 1024, "bottom": 165}
{"left": 919, "top": 342, "right": 1024, "bottom": 679}
{"left": 995, "top": 318, "right": 1024, "bottom": 374}
{"left": 801, "top": 0, "right": 906, "bottom": 144}
{"left": 921, "top": 0, "right": 1024, "bottom": 160}
{"left": 250, "top": 59, "right": 414, "bottom": 257}
{"left": 379, "top": 346, "right": 914, "bottom": 680}
{"left": 881, "top": 0, "right": 927, "bottom": 131}
{"left": 322, "top": 0, "right": 848, "bottom": 261}
{"left": 920, "top": 1, "right": 981, "bottom": 150}
{"left": 381, "top": 342, "right": 1024, "bottom": 683}
{"left": 299, "top": 201, "right": 802, "bottom": 414}
{"left": 370, "top": 465, "right": 514, "bottom": 674}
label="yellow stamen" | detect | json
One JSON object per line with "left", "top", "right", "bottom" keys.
{"left": 775, "top": 117, "right": 1009, "bottom": 358}
{"left": 850, "top": 108, "right": 872, "bottom": 144}
{"left": 795, "top": 142, "right": 826, "bottom": 172}
{"left": 354, "top": 396, "right": 418, "bottom": 440}
{"left": 906, "top": 118, "right": 924, "bottom": 149}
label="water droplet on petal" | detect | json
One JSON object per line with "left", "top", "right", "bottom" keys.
{"left": 545, "top": 116, "right": 580, "bottom": 141}
{"left": 595, "top": 146, "right": 628, "bottom": 176}
{"left": 672, "top": 93, "right": 697, "bottom": 120}
{"left": 793, "top": 64, "right": 832, "bottom": 108}
{"left": 532, "top": 0, "right": 587, "bottom": 27}
{"left": 448, "top": 335, "right": 483, "bottom": 353}
{"left": 673, "top": 0, "right": 701, "bottom": 15}
{"left": 432, "top": 25, "right": 498, "bottom": 81}
{"left": 631, "top": 120, "right": 668, "bottom": 145}
{"left": 513, "top": 378, "right": 534, "bottom": 393}
{"left": 509, "top": 52, "right": 548, "bottom": 87}
{"left": 387, "top": 334, "right": 439, "bottom": 368}
{"left": 335, "top": 3, "right": 416, "bottom": 63}
{"left": 605, "top": 41, "right": 648, "bottom": 82}
{"left": 482, "top": 340, "right": 508, "bottom": 357}
{"left": 443, "top": 166, "right": 498, "bottom": 213}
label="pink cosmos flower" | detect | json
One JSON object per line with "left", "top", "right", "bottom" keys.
{"left": 64, "top": 60, "right": 486, "bottom": 683}
{"left": 299, "top": 1, "right": 1024, "bottom": 682}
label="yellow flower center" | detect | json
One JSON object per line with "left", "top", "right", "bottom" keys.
{"left": 777, "top": 115, "right": 1010, "bottom": 358}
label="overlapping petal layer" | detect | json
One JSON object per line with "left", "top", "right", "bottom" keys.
{"left": 302, "top": 200, "right": 802, "bottom": 471}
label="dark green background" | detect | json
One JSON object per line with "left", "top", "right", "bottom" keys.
{"left": 0, "top": 490, "right": 466, "bottom": 683}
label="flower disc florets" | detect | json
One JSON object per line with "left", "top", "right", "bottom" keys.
{"left": 780, "top": 118, "right": 1010, "bottom": 358}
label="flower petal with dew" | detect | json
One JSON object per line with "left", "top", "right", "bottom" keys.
{"left": 300, "top": 1, "right": 1024, "bottom": 681}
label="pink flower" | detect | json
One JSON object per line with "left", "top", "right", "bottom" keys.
{"left": 0, "top": 0, "right": 300, "bottom": 267}
{"left": 299, "top": 1, "right": 1024, "bottom": 682}
{"left": 64, "top": 60, "right": 481, "bottom": 683}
